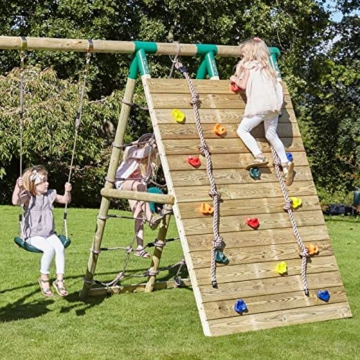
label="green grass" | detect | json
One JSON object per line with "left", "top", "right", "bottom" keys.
{"left": 0, "top": 206, "right": 359, "bottom": 360}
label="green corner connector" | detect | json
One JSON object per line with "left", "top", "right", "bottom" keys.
{"left": 134, "top": 41, "right": 158, "bottom": 54}
{"left": 269, "top": 47, "right": 281, "bottom": 78}
{"left": 196, "top": 44, "right": 218, "bottom": 56}
{"left": 136, "top": 48, "right": 150, "bottom": 77}
{"left": 128, "top": 55, "right": 138, "bottom": 80}
{"left": 196, "top": 50, "right": 219, "bottom": 79}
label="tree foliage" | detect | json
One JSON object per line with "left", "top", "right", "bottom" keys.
{"left": 0, "top": 0, "right": 359, "bottom": 206}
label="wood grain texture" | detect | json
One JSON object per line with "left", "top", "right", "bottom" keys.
{"left": 143, "top": 78, "right": 351, "bottom": 336}
{"left": 207, "top": 302, "right": 351, "bottom": 335}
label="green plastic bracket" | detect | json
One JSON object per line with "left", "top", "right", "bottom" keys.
{"left": 269, "top": 47, "right": 281, "bottom": 78}
{"left": 128, "top": 55, "right": 138, "bottom": 80}
{"left": 196, "top": 51, "right": 219, "bottom": 79}
{"left": 136, "top": 48, "right": 150, "bottom": 77}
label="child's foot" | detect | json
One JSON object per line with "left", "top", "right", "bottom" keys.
{"left": 134, "top": 247, "right": 151, "bottom": 258}
{"left": 245, "top": 155, "right": 269, "bottom": 170}
{"left": 148, "top": 214, "right": 163, "bottom": 230}
{"left": 38, "top": 278, "right": 53, "bottom": 297}
{"left": 283, "top": 161, "right": 295, "bottom": 186}
{"left": 53, "top": 279, "right": 69, "bottom": 297}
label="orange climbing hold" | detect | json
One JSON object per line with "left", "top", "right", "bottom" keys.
{"left": 306, "top": 244, "right": 319, "bottom": 256}
{"left": 187, "top": 156, "right": 201, "bottom": 168}
{"left": 172, "top": 108, "right": 186, "bottom": 123}
{"left": 212, "top": 123, "right": 227, "bottom": 136}
{"left": 200, "top": 202, "right": 214, "bottom": 215}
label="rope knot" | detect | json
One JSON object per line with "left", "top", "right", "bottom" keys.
{"left": 299, "top": 249, "right": 309, "bottom": 258}
{"left": 198, "top": 144, "right": 210, "bottom": 156}
{"left": 283, "top": 200, "right": 292, "bottom": 211}
{"left": 208, "top": 189, "right": 221, "bottom": 199}
{"left": 212, "top": 236, "right": 225, "bottom": 250}
{"left": 189, "top": 94, "right": 200, "bottom": 106}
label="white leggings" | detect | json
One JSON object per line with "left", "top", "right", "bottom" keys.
{"left": 27, "top": 234, "right": 65, "bottom": 275}
{"left": 237, "top": 112, "right": 288, "bottom": 164}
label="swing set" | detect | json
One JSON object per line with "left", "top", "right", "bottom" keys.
{"left": 0, "top": 36, "right": 352, "bottom": 337}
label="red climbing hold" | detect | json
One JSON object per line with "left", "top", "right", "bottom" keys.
{"left": 187, "top": 156, "right": 201, "bottom": 168}
{"left": 246, "top": 218, "right": 260, "bottom": 230}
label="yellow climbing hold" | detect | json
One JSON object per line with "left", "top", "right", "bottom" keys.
{"left": 172, "top": 109, "right": 185, "bottom": 123}
{"left": 275, "top": 261, "right": 288, "bottom": 275}
{"left": 290, "top": 197, "right": 302, "bottom": 210}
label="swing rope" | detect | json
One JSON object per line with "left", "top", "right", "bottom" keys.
{"left": 62, "top": 40, "right": 93, "bottom": 239}
{"left": 173, "top": 59, "right": 225, "bottom": 288}
{"left": 17, "top": 37, "right": 27, "bottom": 238}
{"left": 271, "top": 147, "right": 309, "bottom": 295}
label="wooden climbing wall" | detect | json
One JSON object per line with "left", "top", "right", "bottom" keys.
{"left": 143, "top": 78, "right": 352, "bottom": 336}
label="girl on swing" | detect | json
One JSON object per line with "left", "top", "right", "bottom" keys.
{"left": 115, "top": 134, "right": 163, "bottom": 258}
{"left": 12, "top": 165, "right": 72, "bottom": 297}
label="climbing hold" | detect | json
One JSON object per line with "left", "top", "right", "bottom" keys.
{"left": 172, "top": 108, "right": 185, "bottom": 123}
{"left": 187, "top": 156, "right": 201, "bottom": 168}
{"left": 318, "top": 290, "right": 330, "bottom": 302}
{"left": 215, "top": 250, "right": 229, "bottom": 264}
{"left": 212, "top": 123, "right": 227, "bottom": 136}
{"left": 275, "top": 261, "right": 288, "bottom": 275}
{"left": 246, "top": 218, "right": 260, "bottom": 230}
{"left": 200, "top": 202, "right": 214, "bottom": 215}
{"left": 230, "top": 82, "right": 241, "bottom": 93}
{"left": 249, "top": 167, "right": 261, "bottom": 180}
{"left": 290, "top": 197, "right": 302, "bottom": 210}
{"left": 234, "top": 299, "right": 248, "bottom": 314}
{"left": 286, "top": 152, "right": 293, "bottom": 162}
{"left": 306, "top": 243, "right": 319, "bottom": 256}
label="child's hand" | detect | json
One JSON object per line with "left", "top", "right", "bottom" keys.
{"left": 230, "top": 75, "right": 239, "bottom": 85}
{"left": 64, "top": 182, "right": 72, "bottom": 192}
{"left": 17, "top": 177, "right": 24, "bottom": 188}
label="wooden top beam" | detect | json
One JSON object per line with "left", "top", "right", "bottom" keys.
{"left": 0, "top": 36, "right": 272, "bottom": 58}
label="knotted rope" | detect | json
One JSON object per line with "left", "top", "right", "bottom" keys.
{"left": 271, "top": 147, "right": 309, "bottom": 295}
{"left": 174, "top": 61, "right": 225, "bottom": 288}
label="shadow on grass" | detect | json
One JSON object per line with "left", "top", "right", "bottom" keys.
{"left": 0, "top": 289, "right": 55, "bottom": 322}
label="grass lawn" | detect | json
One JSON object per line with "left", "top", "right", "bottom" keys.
{"left": 0, "top": 205, "right": 359, "bottom": 360}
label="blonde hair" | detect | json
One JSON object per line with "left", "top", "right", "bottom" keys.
{"left": 234, "top": 38, "right": 277, "bottom": 81}
{"left": 123, "top": 134, "right": 160, "bottom": 179}
{"left": 22, "top": 165, "right": 48, "bottom": 196}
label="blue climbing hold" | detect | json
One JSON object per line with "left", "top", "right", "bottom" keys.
{"left": 249, "top": 167, "right": 261, "bottom": 180}
{"left": 318, "top": 290, "right": 330, "bottom": 302}
{"left": 286, "top": 152, "right": 293, "bottom": 162}
{"left": 215, "top": 250, "right": 229, "bottom": 264}
{"left": 234, "top": 299, "right": 248, "bottom": 314}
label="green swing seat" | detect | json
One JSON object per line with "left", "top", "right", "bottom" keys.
{"left": 14, "top": 235, "right": 71, "bottom": 254}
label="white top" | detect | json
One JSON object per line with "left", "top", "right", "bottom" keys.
{"left": 243, "top": 61, "right": 283, "bottom": 117}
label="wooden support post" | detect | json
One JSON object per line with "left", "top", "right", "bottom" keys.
{"left": 145, "top": 205, "right": 173, "bottom": 292}
{"left": 100, "top": 188, "right": 175, "bottom": 204}
{"left": 80, "top": 76, "right": 136, "bottom": 300}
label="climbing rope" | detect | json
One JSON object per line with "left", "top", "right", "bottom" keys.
{"left": 271, "top": 147, "right": 309, "bottom": 295}
{"left": 62, "top": 40, "right": 93, "bottom": 239}
{"left": 174, "top": 60, "right": 225, "bottom": 288}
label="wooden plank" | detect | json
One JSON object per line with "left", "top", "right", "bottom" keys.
{"left": 174, "top": 180, "right": 318, "bottom": 202}
{"left": 167, "top": 152, "right": 308, "bottom": 171}
{"left": 163, "top": 137, "right": 304, "bottom": 155}
{"left": 191, "top": 240, "right": 333, "bottom": 268}
{"left": 183, "top": 210, "right": 325, "bottom": 236}
{"left": 178, "top": 195, "right": 320, "bottom": 219}
{"left": 147, "top": 79, "right": 291, "bottom": 95}
{"left": 187, "top": 225, "right": 330, "bottom": 251}
{"left": 196, "top": 256, "right": 340, "bottom": 285}
{"left": 151, "top": 93, "right": 293, "bottom": 110}
{"left": 171, "top": 166, "right": 314, "bottom": 186}
{"left": 203, "top": 286, "right": 347, "bottom": 320}
{"left": 207, "top": 302, "right": 352, "bottom": 335}
{"left": 155, "top": 108, "right": 297, "bottom": 124}
{"left": 199, "top": 272, "right": 343, "bottom": 303}
{"left": 159, "top": 122, "right": 300, "bottom": 139}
